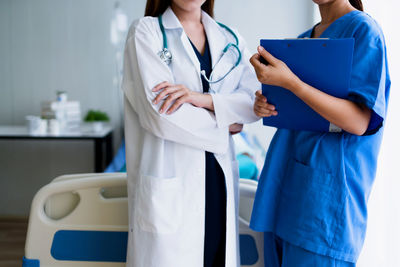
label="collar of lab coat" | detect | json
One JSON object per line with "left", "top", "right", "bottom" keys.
{"left": 162, "top": 6, "right": 228, "bottom": 69}
{"left": 162, "top": 7, "right": 182, "bottom": 30}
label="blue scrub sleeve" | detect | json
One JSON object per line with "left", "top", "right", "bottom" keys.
{"left": 347, "top": 22, "right": 389, "bottom": 135}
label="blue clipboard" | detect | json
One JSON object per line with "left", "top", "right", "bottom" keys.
{"left": 261, "top": 38, "right": 354, "bottom": 132}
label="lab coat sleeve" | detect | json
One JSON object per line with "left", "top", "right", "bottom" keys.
{"left": 122, "top": 19, "right": 229, "bottom": 154}
{"left": 347, "top": 20, "right": 390, "bottom": 135}
{"left": 210, "top": 32, "right": 260, "bottom": 129}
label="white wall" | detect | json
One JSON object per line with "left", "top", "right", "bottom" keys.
{"left": 0, "top": 0, "right": 314, "bottom": 215}
{"left": 354, "top": 1, "right": 400, "bottom": 266}
{"left": 0, "top": 0, "right": 146, "bottom": 137}
{"left": 215, "top": 0, "right": 315, "bottom": 48}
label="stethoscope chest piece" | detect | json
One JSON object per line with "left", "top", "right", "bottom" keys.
{"left": 158, "top": 48, "right": 172, "bottom": 65}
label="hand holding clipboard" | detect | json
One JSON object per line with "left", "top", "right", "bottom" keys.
{"left": 251, "top": 39, "right": 354, "bottom": 132}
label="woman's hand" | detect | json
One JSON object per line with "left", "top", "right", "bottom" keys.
{"left": 253, "top": 90, "right": 278, "bottom": 117}
{"left": 250, "top": 46, "right": 300, "bottom": 92}
{"left": 229, "top": 123, "right": 243, "bottom": 135}
{"left": 251, "top": 47, "right": 371, "bottom": 135}
{"left": 152, "top": 82, "right": 214, "bottom": 114}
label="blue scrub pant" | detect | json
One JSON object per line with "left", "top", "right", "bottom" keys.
{"left": 264, "top": 232, "right": 356, "bottom": 267}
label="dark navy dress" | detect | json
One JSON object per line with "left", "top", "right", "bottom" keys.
{"left": 190, "top": 39, "right": 227, "bottom": 267}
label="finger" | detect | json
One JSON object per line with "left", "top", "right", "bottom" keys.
{"left": 153, "top": 86, "right": 180, "bottom": 105}
{"left": 255, "top": 109, "right": 276, "bottom": 117}
{"left": 254, "top": 105, "right": 273, "bottom": 115}
{"left": 152, "top": 81, "right": 172, "bottom": 92}
{"left": 229, "top": 123, "right": 243, "bottom": 132}
{"left": 255, "top": 94, "right": 267, "bottom": 103}
{"left": 154, "top": 87, "right": 173, "bottom": 105}
{"left": 255, "top": 101, "right": 275, "bottom": 111}
{"left": 254, "top": 109, "right": 271, "bottom": 117}
{"left": 166, "top": 96, "right": 189, "bottom": 114}
{"left": 254, "top": 105, "right": 278, "bottom": 117}
{"left": 249, "top": 53, "right": 264, "bottom": 72}
{"left": 235, "top": 123, "right": 244, "bottom": 129}
{"left": 255, "top": 93, "right": 268, "bottom": 103}
{"left": 254, "top": 104, "right": 271, "bottom": 115}
{"left": 255, "top": 90, "right": 263, "bottom": 97}
{"left": 257, "top": 105, "right": 277, "bottom": 115}
{"left": 256, "top": 101, "right": 276, "bottom": 112}
{"left": 250, "top": 53, "right": 272, "bottom": 79}
{"left": 159, "top": 90, "right": 186, "bottom": 113}
{"left": 257, "top": 46, "right": 278, "bottom": 65}
{"left": 259, "top": 110, "right": 278, "bottom": 117}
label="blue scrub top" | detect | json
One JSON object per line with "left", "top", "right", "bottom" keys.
{"left": 250, "top": 10, "right": 391, "bottom": 263}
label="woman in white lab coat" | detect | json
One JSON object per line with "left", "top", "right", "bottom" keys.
{"left": 122, "top": 0, "right": 259, "bottom": 266}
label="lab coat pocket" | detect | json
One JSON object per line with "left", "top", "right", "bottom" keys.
{"left": 136, "top": 175, "right": 183, "bottom": 234}
{"left": 277, "top": 159, "right": 345, "bottom": 246}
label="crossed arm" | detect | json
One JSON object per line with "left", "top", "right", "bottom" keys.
{"left": 151, "top": 81, "right": 243, "bottom": 134}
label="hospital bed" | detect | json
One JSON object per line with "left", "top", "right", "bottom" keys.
{"left": 23, "top": 173, "right": 263, "bottom": 266}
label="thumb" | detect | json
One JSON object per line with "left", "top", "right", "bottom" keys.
{"left": 257, "top": 46, "right": 278, "bottom": 65}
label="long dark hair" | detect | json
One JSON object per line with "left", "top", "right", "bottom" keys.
{"left": 145, "top": 0, "right": 215, "bottom": 18}
{"left": 349, "top": 0, "right": 363, "bottom": 11}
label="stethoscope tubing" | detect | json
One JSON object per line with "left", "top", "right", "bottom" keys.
{"left": 158, "top": 14, "right": 242, "bottom": 84}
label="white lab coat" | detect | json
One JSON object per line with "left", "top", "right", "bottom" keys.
{"left": 122, "top": 7, "right": 259, "bottom": 267}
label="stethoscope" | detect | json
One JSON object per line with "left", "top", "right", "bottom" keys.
{"left": 158, "top": 15, "right": 242, "bottom": 84}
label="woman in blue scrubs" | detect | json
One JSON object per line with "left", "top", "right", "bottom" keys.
{"left": 249, "top": 0, "right": 391, "bottom": 266}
